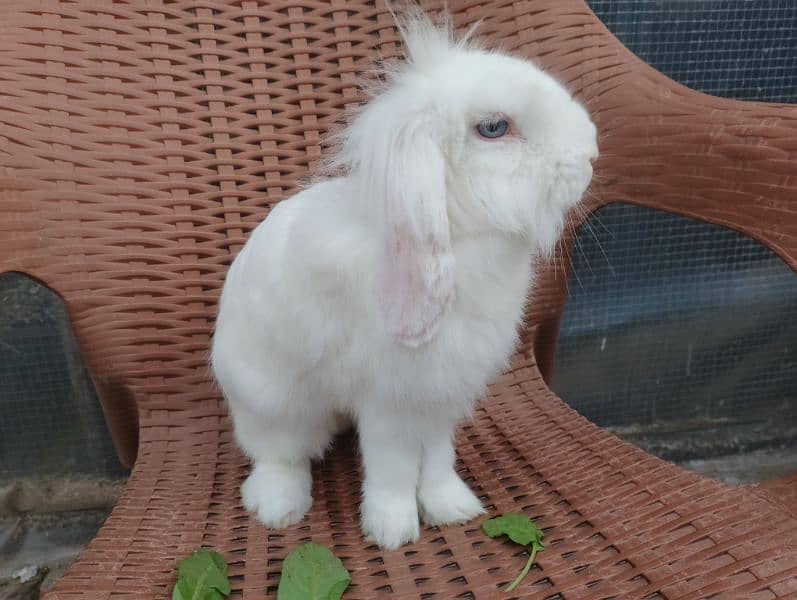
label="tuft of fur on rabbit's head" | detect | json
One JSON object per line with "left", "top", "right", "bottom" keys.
{"left": 329, "top": 11, "right": 598, "bottom": 348}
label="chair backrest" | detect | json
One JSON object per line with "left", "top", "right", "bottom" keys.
{"left": 1, "top": 0, "right": 795, "bottom": 466}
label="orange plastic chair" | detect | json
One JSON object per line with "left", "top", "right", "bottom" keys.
{"left": 1, "top": 1, "right": 795, "bottom": 597}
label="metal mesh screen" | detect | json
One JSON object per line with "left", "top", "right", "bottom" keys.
{"left": 551, "top": 3, "right": 797, "bottom": 476}
{"left": 588, "top": 0, "right": 797, "bottom": 103}
{"left": 550, "top": 204, "right": 797, "bottom": 462}
{"left": 0, "top": 273, "right": 126, "bottom": 482}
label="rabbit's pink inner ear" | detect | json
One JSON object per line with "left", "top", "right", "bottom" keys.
{"left": 362, "top": 105, "right": 454, "bottom": 348}
{"left": 380, "top": 224, "right": 454, "bottom": 348}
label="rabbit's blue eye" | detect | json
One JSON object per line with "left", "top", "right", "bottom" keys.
{"left": 477, "top": 118, "right": 509, "bottom": 139}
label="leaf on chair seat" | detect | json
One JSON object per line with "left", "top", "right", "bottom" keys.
{"left": 172, "top": 548, "right": 231, "bottom": 600}
{"left": 278, "top": 542, "right": 351, "bottom": 600}
{"left": 482, "top": 512, "right": 544, "bottom": 548}
{"left": 482, "top": 513, "right": 546, "bottom": 592}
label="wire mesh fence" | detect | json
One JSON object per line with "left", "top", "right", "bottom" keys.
{"left": 0, "top": 274, "right": 126, "bottom": 483}
{"left": 552, "top": 205, "right": 797, "bottom": 437}
{"left": 587, "top": 0, "right": 797, "bottom": 103}
{"left": 547, "top": 2, "right": 797, "bottom": 468}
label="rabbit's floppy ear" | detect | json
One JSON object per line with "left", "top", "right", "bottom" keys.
{"left": 358, "top": 105, "right": 455, "bottom": 347}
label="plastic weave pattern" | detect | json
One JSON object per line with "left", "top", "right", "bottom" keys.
{"left": 0, "top": 1, "right": 795, "bottom": 597}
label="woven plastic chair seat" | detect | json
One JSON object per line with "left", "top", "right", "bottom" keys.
{"left": 1, "top": 1, "right": 795, "bottom": 597}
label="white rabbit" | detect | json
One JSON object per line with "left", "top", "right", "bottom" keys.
{"left": 211, "top": 10, "right": 597, "bottom": 550}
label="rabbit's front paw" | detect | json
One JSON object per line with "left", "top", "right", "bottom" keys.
{"left": 361, "top": 491, "right": 420, "bottom": 550}
{"left": 418, "top": 473, "right": 484, "bottom": 526}
{"left": 242, "top": 462, "right": 312, "bottom": 528}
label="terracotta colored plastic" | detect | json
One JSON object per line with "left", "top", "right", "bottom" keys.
{"left": 1, "top": 1, "right": 795, "bottom": 597}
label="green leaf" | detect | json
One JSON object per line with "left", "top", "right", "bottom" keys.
{"left": 172, "top": 549, "right": 231, "bottom": 600}
{"left": 482, "top": 513, "right": 544, "bottom": 547}
{"left": 482, "top": 514, "right": 546, "bottom": 592}
{"left": 277, "top": 542, "right": 351, "bottom": 600}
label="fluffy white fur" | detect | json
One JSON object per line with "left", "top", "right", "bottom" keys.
{"left": 211, "top": 12, "right": 597, "bottom": 549}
